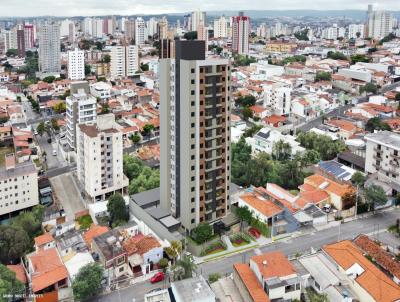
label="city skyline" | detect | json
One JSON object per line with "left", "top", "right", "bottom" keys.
{"left": 1, "top": 1, "right": 400, "bottom": 17}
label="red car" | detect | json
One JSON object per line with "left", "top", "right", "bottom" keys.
{"left": 248, "top": 228, "right": 261, "bottom": 239}
{"left": 150, "top": 272, "right": 165, "bottom": 283}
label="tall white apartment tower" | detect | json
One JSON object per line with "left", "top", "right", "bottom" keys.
{"left": 68, "top": 48, "right": 85, "bottom": 80}
{"left": 367, "top": 5, "right": 394, "bottom": 39}
{"left": 38, "top": 21, "right": 61, "bottom": 75}
{"left": 191, "top": 10, "right": 206, "bottom": 32}
{"left": 135, "top": 17, "right": 146, "bottom": 46}
{"left": 160, "top": 40, "right": 231, "bottom": 232}
{"left": 110, "top": 45, "right": 139, "bottom": 79}
{"left": 214, "top": 16, "right": 228, "bottom": 38}
{"left": 66, "top": 82, "right": 97, "bottom": 150}
{"left": 76, "top": 114, "right": 129, "bottom": 201}
{"left": 232, "top": 12, "right": 250, "bottom": 55}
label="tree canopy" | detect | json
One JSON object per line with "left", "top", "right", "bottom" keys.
{"left": 351, "top": 171, "right": 366, "bottom": 187}
{"left": 364, "top": 185, "right": 388, "bottom": 208}
{"left": 0, "top": 225, "right": 31, "bottom": 264}
{"left": 107, "top": 193, "right": 129, "bottom": 227}
{"left": 233, "top": 54, "right": 257, "bottom": 67}
{"left": 365, "top": 117, "right": 391, "bottom": 132}
{"left": 360, "top": 83, "right": 378, "bottom": 94}
{"left": 0, "top": 264, "right": 25, "bottom": 301}
{"left": 296, "top": 131, "right": 346, "bottom": 160}
{"left": 191, "top": 223, "right": 214, "bottom": 244}
{"left": 315, "top": 71, "right": 332, "bottom": 82}
{"left": 327, "top": 51, "right": 348, "bottom": 60}
{"left": 72, "top": 263, "right": 104, "bottom": 301}
{"left": 235, "top": 95, "right": 256, "bottom": 108}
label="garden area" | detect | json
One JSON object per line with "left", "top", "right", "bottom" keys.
{"left": 229, "top": 232, "right": 254, "bottom": 247}
{"left": 76, "top": 214, "right": 93, "bottom": 230}
{"left": 200, "top": 241, "right": 227, "bottom": 256}
{"left": 235, "top": 206, "right": 271, "bottom": 238}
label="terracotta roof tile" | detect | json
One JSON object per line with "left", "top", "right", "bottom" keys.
{"left": 233, "top": 263, "right": 270, "bottom": 302}
{"left": 251, "top": 251, "right": 297, "bottom": 279}
{"left": 240, "top": 193, "right": 283, "bottom": 218}
{"left": 83, "top": 224, "right": 110, "bottom": 248}
{"left": 324, "top": 240, "right": 400, "bottom": 302}
{"left": 34, "top": 232, "right": 54, "bottom": 247}
{"left": 7, "top": 264, "right": 27, "bottom": 284}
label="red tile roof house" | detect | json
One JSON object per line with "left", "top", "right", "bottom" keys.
{"left": 232, "top": 251, "right": 301, "bottom": 302}
{"left": 25, "top": 248, "right": 69, "bottom": 302}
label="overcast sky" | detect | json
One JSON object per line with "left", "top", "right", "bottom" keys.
{"left": 1, "top": 0, "right": 400, "bottom": 17}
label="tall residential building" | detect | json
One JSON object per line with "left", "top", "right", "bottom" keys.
{"left": 3, "top": 28, "right": 17, "bottom": 52}
{"left": 16, "top": 24, "right": 25, "bottom": 57}
{"left": 367, "top": 5, "right": 394, "bottom": 39}
{"left": 38, "top": 22, "right": 61, "bottom": 75}
{"left": 0, "top": 154, "right": 39, "bottom": 219}
{"left": 124, "top": 19, "right": 135, "bottom": 42}
{"left": 190, "top": 10, "right": 206, "bottom": 32}
{"left": 365, "top": 131, "right": 400, "bottom": 183}
{"left": 157, "top": 17, "right": 168, "bottom": 40}
{"left": 68, "top": 48, "right": 85, "bottom": 80}
{"left": 147, "top": 17, "right": 158, "bottom": 37}
{"left": 348, "top": 24, "right": 365, "bottom": 39}
{"left": 24, "top": 24, "right": 35, "bottom": 49}
{"left": 214, "top": 16, "right": 228, "bottom": 38}
{"left": 76, "top": 114, "right": 129, "bottom": 201}
{"left": 231, "top": 12, "right": 250, "bottom": 55}
{"left": 83, "top": 17, "right": 93, "bottom": 36}
{"left": 110, "top": 45, "right": 139, "bottom": 79}
{"left": 66, "top": 82, "right": 97, "bottom": 150}
{"left": 135, "top": 17, "right": 146, "bottom": 46}
{"left": 160, "top": 40, "right": 231, "bottom": 231}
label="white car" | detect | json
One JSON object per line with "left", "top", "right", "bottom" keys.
{"left": 52, "top": 150, "right": 57, "bottom": 156}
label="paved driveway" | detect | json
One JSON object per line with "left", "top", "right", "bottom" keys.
{"left": 50, "top": 172, "right": 85, "bottom": 220}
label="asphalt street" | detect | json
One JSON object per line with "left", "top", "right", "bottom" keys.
{"left": 92, "top": 208, "right": 400, "bottom": 302}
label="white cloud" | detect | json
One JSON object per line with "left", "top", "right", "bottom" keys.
{"left": 0, "top": 0, "right": 399, "bottom": 17}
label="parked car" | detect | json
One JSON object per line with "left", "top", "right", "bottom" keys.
{"left": 150, "top": 272, "right": 165, "bottom": 284}
{"left": 248, "top": 227, "right": 261, "bottom": 239}
{"left": 323, "top": 204, "right": 331, "bottom": 213}
{"left": 52, "top": 150, "right": 57, "bottom": 156}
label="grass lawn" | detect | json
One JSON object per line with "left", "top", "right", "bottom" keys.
{"left": 206, "top": 248, "right": 226, "bottom": 255}
{"left": 0, "top": 146, "right": 14, "bottom": 167}
{"left": 232, "top": 241, "right": 249, "bottom": 247}
{"left": 76, "top": 215, "right": 93, "bottom": 230}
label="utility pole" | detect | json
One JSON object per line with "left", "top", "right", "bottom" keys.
{"left": 355, "top": 184, "right": 359, "bottom": 219}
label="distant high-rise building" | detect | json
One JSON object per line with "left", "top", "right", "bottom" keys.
{"left": 110, "top": 45, "right": 139, "bottom": 79}
{"left": 157, "top": 17, "right": 168, "bottom": 40}
{"left": 38, "top": 22, "right": 61, "bottom": 75}
{"left": 160, "top": 40, "right": 231, "bottom": 231}
{"left": 83, "top": 17, "right": 93, "bottom": 36}
{"left": 348, "top": 24, "right": 365, "bottom": 39}
{"left": 124, "top": 19, "right": 135, "bottom": 42}
{"left": 367, "top": 5, "right": 394, "bottom": 39}
{"left": 232, "top": 12, "right": 250, "bottom": 55}
{"left": 16, "top": 24, "right": 25, "bottom": 57}
{"left": 24, "top": 24, "right": 35, "bottom": 49}
{"left": 160, "top": 39, "right": 174, "bottom": 59}
{"left": 3, "top": 28, "right": 17, "bottom": 52}
{"left": 103, "top": 17, "right": 109, "bottom": 35}
{"left": 147, "top": 17, "right": 158, "bottom": 37}
{"left": 135, "top": 17, "right": 146, "bottom": 46}
{"left": 214, "top": 16, "right": 228, "bottom": 38}
{"left": 68, "top": 48, "right": 84, "bottom": 80}
{"left": 191, "top": 10, "right": 206, "bottom": 32}
{"left": 76, "top": 113, "right": 129, "bottom": 202}
{"left": 66, "top": 81, "right": 97, "bottom": 150}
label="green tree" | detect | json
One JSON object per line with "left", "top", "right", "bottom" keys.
{"left": 191, "top": 223, "right": 213, "bottom": 244}
{"left": 300, "top": 150, "right": 321, "bottom": 166}
{"left": 360, "top": 83, "right": 378, "bottom": 94}
{"left": 128, "top": 166, "right": 160, "bottom": 194}
{"left": 235, "top": 95, "right": 256, "bottom": 107}
{"left": 158, "top": 258, "right": 169, "bottom": 272}
{"left": 123, "top": 155, "right": 145, "bottom": 180}
{"left": 272, "top": 140, "right": 292, "bottom": 161}
{"left": 73, "top": 263, "right": 104, "bottom": 301}
{"left": 53, "top": 102, "right": 66, "bottom": 113}
{"left": 0, "top": 264, "right": 25, "bottom": 301}
{"left": 51, "top": 118, "right": 60, "bottom": 131}
{"left": 42, "top": 76, "right": 56, "bottom": 83}
{"left": 0, "top": 225, "right": 31, "bottom": 264}
{"left": 12, "top": 205, "right": 44, "bottom": 241}
{"left": 129, "top": 134, "right": 141, "bottom": 144}
{"left": 296, "top": 132, "right": 346, "bottom": 160}
{"left": 395, "top": 92, "right": 400, "bottom": 101}
{"left": 142, "top": 124, "right": 155, "bottom": 135}
{"left": 107, "top": 193, "right": 129, "bottom": 227}
{"left": 174, "top": 254, "right": 197, "bottom": 279}
{"left": 234, "top": 206, "right": 253, "bottom": 231}
{"left": 242, "top": 124, "right": 262, "bottom": 138}
{"left": 342, "top": 191, "right": 356, "bottom": 210}
{"left": 351, "top": 171, "right": 367, "bottom": 187}
{"left": 294, "top": 29, "right": 309, "bottom": 41}
{"left": 315, "top": 71, "right": 332, "bottom": 82}
{"left": 350, "top": 54, "right": 370, "bottom": 64}
{"left": 36, "top": 122, "right": 49, "bottom": 136}
{"left": 364, "top": 185, "right": 388, "bottom": 210}
{"left": 164, "top": 240, "right": 183, "bottom": 260}
{"left": 101, "top": 103, "right": 110, "bottom": 114}
{"left": 140, "top": 63, "right": 149, "bottom": 72}
{"left": 208, "top": 273, "right": 221, "bottom": 283}
{"left": 241, "top": 107, "right": 253, "bottom": 120}
{"left": 327, "top": 51, "right": 348, "bottom": 60}
{"left": 84, "top": 64, "right": 92, "bottom": 76}
{"left": 6, "top": 49, "right": 18, "bottom": 57}
{"left": 102, "top": 54, "right": 111, "bottom": 63}
{"left": 365, "top": 117, "right": 391, "bottom": 132}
